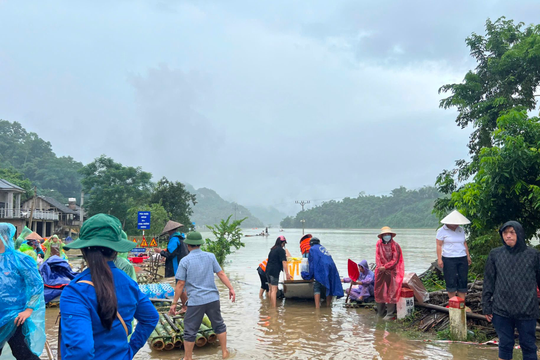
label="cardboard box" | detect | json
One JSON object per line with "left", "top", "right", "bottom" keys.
{"left": 402, "top": 272, "right": 429, "bottom": 303}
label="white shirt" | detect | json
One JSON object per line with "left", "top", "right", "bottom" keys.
{"left": 436, "top": 225, "right": 467, "bottom": 258}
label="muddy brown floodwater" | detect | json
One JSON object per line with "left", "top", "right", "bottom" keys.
{"left": 36, "top": 229, "right": 505, "bottom": 360}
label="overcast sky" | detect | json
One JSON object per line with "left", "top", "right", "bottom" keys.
{"left": 1, "top": 1, "right": 539, "bottom": 214}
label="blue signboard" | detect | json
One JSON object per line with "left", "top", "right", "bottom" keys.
{"left": 131, "top": 248, "right": 146, "bottom": 253}
{"left": 137, "top": 211, "right": 151, "bottom": 230}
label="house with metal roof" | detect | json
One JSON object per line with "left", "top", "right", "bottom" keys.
{"left": 21, "top": 195, "right": 84, "bottom": 237}
{"left": 0, "top": 178, "right": 85, "bottom": 237}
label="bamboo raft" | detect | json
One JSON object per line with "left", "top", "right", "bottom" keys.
{"left": 147, "top": 311, "right": 218, "bottom": 351}
{"left": 343, "top": 302, "right": 376, "bottom": 309}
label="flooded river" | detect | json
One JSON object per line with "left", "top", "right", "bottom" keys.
{"left": 36, "top": 228, "right": 504, "bottom": 359}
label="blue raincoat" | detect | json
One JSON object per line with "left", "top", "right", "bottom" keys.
{"left": 0, "top": 223, "right": 46, "bottom": 356}
{"left": 162, "top": 232, "right": 188, "bottom": 277}
{"left": 301, "top": 244, "right": 344, "bottom": 297}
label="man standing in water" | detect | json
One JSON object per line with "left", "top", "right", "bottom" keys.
{"left": 170, "top": 231, "right": 235, "bottom": 360}
{"left": 301, "top": 237, "right": 344, "bottom": 308}
{"left": 483, "top": 221, "right": 540, "bottom": 360}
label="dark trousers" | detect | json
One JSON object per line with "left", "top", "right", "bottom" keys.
{"left": 257, "top": 267, "right": 269, "bottom": 291}
{"left": 442, "top": 256, "right": 468, "bottom": 293}
{"left": 0, "top": 325, "right": 40, "bottom": 360}
{"left": 183, "top": 300, "right": 226, "bottom": 342}
{"left": 492, "top": 314, "right": 537, "bottom": 360}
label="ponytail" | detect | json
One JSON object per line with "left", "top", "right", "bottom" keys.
{"left": 81, "top": 247, "right": 118, "bottom": 330}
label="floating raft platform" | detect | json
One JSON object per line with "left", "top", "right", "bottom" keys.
{"left": 344, "top": 302, "right": 376, "bottom": 309}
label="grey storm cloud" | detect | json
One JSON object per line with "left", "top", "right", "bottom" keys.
{"left": 0, "top": 0, "right": 538, "bottom": 214}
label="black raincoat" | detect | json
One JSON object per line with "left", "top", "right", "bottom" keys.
{"left": 482, "top": 221, "right": 540, "bottom": 319}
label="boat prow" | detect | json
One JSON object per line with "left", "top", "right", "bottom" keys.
{"left": 280, "top": 279, "right": 314, "bottom": 299}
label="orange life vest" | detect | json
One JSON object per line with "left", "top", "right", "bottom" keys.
{"left": 259, "top": 259, "right": 268, "bottom": 272}
{"left": 300, "top": 239, "right": 311, "bottom": 255}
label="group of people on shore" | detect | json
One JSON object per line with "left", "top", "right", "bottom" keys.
{"left": 0, "top": 214, "right": 234, "bottom": 360}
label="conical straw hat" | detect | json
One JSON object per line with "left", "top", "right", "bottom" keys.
{"left": 25, "top": 232, "right": 43, "bottom": 241}
{"left": 160, "top": 220, "right": 183, "bottom": 236}
{"left": 440, "top": 210, "right": 470, "bottom": 225}
{"left": 377, "top": 226, "right": 396, "bottom": 238}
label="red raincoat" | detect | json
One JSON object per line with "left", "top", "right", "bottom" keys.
{"left": 374, "top": 238, "right": 404, "bottom": 304}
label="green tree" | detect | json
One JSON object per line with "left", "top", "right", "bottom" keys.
{"left": 150, "top": 177, "right": 197, "bottom": 227}
{"left": 79, "top": 155, "right": 153, "bottom": 225}
{"left": 204, "top": 215, "right": 246, "bottom": 265}
{"left": 124, "top": 203, "right": 170, "bottom": 237}
{"left": 33, "top": 156, "right": 83, "bottom": 200}
{"left": 439, "top": 18, "right": 540, "bottom": 158}
{"left": 434, "top": 18, "right": 540, "bottom": 273}
{"left": 438, "top": 110, "right": 540, "bottom": 273}
{"left": 0, "top": 120, "right": 83, "bottom": 200}
{"left": 0, "top": 120, "right": 55, "bottom": 171}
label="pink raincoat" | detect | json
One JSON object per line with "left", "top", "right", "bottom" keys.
{"left": 374, "top": 238, "right": 404, "bottom": 304}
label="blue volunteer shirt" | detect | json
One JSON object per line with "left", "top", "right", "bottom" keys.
{"left": 60, "top": 262, "right": 159, "bottom": 360}
{"left": 175, "top": 249, "right": 222, "bottom": 306}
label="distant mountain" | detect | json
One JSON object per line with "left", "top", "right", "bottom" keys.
{"left": 185, "top": 185, "right": 264, "bottom": 228}
{"left": 247, "top": 205, "right": 288, "bottom": 227}
{"left": 281, "top": 186, "right": 441, "bottom": 229}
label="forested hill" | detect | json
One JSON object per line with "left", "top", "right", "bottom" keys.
{"left": 0, "top": 119, "right": 264, "bottom": 229}
{"left": 280, "top": 186, "right": 441, "bottom": 229}
{"left": 180, "top": 185, "right": 264, "bottom": 228}
{"left": 0, "top": 120, "right": 83, "bottom": 202}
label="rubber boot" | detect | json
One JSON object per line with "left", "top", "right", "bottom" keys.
{"left": 383, "top": 303, "right": 396, "bottom": 321}
{"left": 376, "top": 302, "right": 386, "bottom": 318}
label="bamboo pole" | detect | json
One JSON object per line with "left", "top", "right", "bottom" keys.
{"left": 195, "top": 332, "right": 207, "bottom": 347}
{"left": 416, "top": 302, "right": 540, "bottom": 332}
{"left": 174, "top": 317, "right": 207, "bottom": 347}
{"left": 164, "top": 313, "right": 179, "bottom": 332}
{"left": 416, "top": 302, "right": 490, "bottom": 321}
{"left": 201, "top": 314, "right": 212, "bottom": 328}
{"left": 199, "top": 323, "right": 217, "bottom": 343}
{"left": 154, "top": 322, "right": 174, "bottom": 350}
{"left": 148, "top": 330, "right": 165, "bottom": 351}
{"left": 159, "top": 315, "right": 177, "bottom": 350}
{"left": 173, "top": 317, "right": 185, "bottom": 348}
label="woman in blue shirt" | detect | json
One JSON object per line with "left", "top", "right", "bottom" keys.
{"left": 60, "top": 214, "right": 159, "bottom": 360}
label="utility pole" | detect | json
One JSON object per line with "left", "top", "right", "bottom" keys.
{"left": 295, "top": 200, "right": 310, "bottom": 235}
{"left": 80, "top": 191, "right": 84, "bottom": 225}
{"left": 28, "top": 186, "right": 37, "bottom": 231}
{"left": 233, "top": 203, "right": 238, "bottom": 221}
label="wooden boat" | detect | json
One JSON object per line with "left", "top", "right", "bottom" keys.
{"left": 244, "top": 234, "right": 269, "bottom": 237}
{"left": 281, "top": 279, "right": 314, "bottom": 299}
